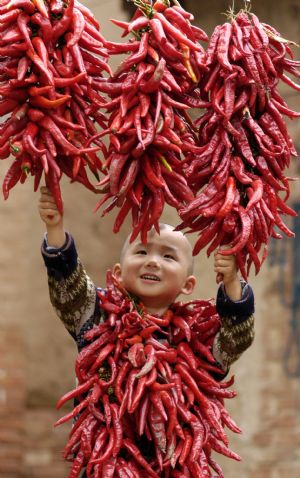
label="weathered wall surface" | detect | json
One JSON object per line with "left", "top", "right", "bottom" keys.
{"left": 0, "top": 0, "right": 299, "bottom": 477}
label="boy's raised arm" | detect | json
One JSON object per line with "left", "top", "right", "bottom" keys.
{"left": 38, "top": 187, "right": 100, "bottom": 340}
{"left": 212, "top": 247, "right": 255, "bottom": 371}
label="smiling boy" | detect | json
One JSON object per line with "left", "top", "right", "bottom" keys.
{"left": 39, "top": 186, "right": 254, "bottom": 373}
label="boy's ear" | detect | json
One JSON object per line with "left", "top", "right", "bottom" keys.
{"left": 113, "top": 263, "right": 122, "bottom": 281}
{"left": 180, "top": 275, "right": 197, "bottom": 296}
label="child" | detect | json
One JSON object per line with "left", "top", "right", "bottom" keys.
{"left": 38, "top": 186, "right": 255, "bottom": 474}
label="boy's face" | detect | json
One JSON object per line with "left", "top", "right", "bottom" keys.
{"left": 113, "top": 226, "right": 196, "bottom": 312}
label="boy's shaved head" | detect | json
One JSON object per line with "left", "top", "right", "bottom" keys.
{"left": 114, "top": 223, "right": 197, "bottom": 313}
{"left": 120, "top": 223, "right": 194, "bottom": 275}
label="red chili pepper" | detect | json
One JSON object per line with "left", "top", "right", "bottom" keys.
{"left": 27, "top": 85, "right": 52, "bottom": 97}
{"left": 2, "top": 159, "right": 22, "bottom": 199}
{"left": 0, "top": 0, "right": 34, "bottom": 14}
{"left": 30, "top": 95, "right": 70, "bottom": 109}
{"left": 91, "top": 427, "right": 115, "bottom": 465}
{"left": 21, "top": 122, "right": 45, "bottom": 157}
{"left": 66, "top": 7, "right": 85, "bottom": 47}
{"left": 114, "top": 33, "right": 149, "bottom": 78}
{"left": 140, "top": 57, "right": 166, "bottom": 93}
{"left": 164, "top": 6, "right": 195, "bottom": 39}
{"left": 154, "top": 12, "right": 202, "bottom": 52}
{"left": 0, "top": 7, "right": 21, "bottom": 25}
{"left": 0, "top": 141, "right": 10, "bottom": 159}
{"left": 101, "top": 457, "right": 116, "bottom": 478}
{"left": 216, "top": 177, "right": 236, "bottom": 217}
{"left": 79, "top": 30, "right": 104, "bottom": 52}
{"left": 0, "top": 117, "right": 27, "bottom": 149}
{"left": 68, "top": 450, "right": 85, "bottom": 478}
{"left": 53, "top": 71, "right": 87, "bottom": 88}
{"left": 17, "top": 12, "right": 34, "bottom": 51}
{"left": 191, "top": 219, "right": 222, "bottom": 256}
{"left": 108, "top": 153, "right": 129, "bottom": 195}
{"left": 114, "top": 361, "right": 131, "bottom": 404}
{"left": 128, "top": 375, "right": 147, "bottom": 414}
{"left": 89, "top": 343, "right": 115, "bottom": 375}
{"left": 0, "top": 42, "right": 29, "bottom": 57}
{"left": 30, "top": 13, "right": 52, "bottom": 47}
{"left": 123, "top": 438, "right": 160, "bottom": 478}
{"left": 0, "top": 98, "right": 19, "bottom": 116}
{"left": 26, "top": 49, "right": 54, "bottom": 85}
{"left": 276, "top": 195, "right": 297, "bottom": 217}
{"left": 51, "top": 0, "right": 74, "bottom": 42}
{"left": 233, "top": 123, "right": 256, "bottom": 166}
{"left": 45, "top": 166, "right": 63, "bottom": 215}
{"left": 136, "top": 345, "right": 156, "bottom": 379}
{"left": 219, "top": 207, "right": 252, "bottom": 256}
{"left": 230, "top": 156, "right": 252, "bottom": 184}
{"left": 246, "top": 179, "right": 264, "bottom": 211}
{"left": 40, "top": 117, "right": 98, "bottom": 156}
{"left": 150, "top": 17, "right": 167, "bottom": 44}
{"left": 205, "top": 25, "right": 221, "bottom": 66}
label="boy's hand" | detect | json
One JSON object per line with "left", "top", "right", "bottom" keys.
{"left": 214, "top": 246, "right": 242, "bottom": 301}
{"left": 38, "top": 186, "right": 66, "bottom": 248}
{"left": 38, "top": 186, "right": 63, "bottom": 227}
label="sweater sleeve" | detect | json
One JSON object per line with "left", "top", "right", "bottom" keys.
{"left": 41, "top": 232, "right": 100, "bottom": 338}
{"left": 212, "top": 281, "right": 255, "bottom": 371}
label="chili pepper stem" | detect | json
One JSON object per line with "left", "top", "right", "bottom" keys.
{"left": 263, "top": 26, "right": 300, "bottom": 48}
{"left": 127, "top": 0, "right": 154, "bottom": 18}
{"left": 158, "top": 154, "right": 172, "bottom": 172}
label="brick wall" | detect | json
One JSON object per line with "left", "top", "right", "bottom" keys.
{"left": 0, "top": 328, "right": 25, "bottom": 478}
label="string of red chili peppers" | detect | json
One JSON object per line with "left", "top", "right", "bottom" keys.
{"left": 55, "top": 271, "right": 240, "bottom": 478}
{"left": 89, "top": 0, "right": 210, "bottom": 243}
{"left": 178, "top": 8, "right": 300, "bottom": 279}
{"left": 0, "top": 0, "right": 111, "bottom": 212}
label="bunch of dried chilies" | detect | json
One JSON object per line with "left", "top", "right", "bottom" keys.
{"left": 56, "top": 272, "right": 240, "bottom": 478}
{"left": 1, "top": 0, "right": 299, "bottom": 275}
{"left": 0, "top": 0, "right": 110, "bottom": 211}
{"left": 178, "top": 8, "right": 300, "bottom": 278}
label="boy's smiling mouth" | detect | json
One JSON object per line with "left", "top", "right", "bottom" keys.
{"left": 140, "top": 274, "right": 161, "bottom": 282}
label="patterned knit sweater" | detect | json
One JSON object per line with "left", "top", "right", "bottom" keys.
{"left": 41, "top": 233, "right": 255, "bottom": 372}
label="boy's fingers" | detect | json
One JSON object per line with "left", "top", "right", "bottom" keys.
{"left": 40, "top": 186, "right": 56, "bottom": 202}
{"left": 39, "top": 200, "right": 58, "bottom": 209}
{"left": 39, "top": 205, "right": 59, "bottom": 214}
{"left": 215, "top": 254, "right": 236, "bottom": 265}
{"left": 40, "top": 190, "right": 55, "bottom": 199}
{"left": 40, "top": 208, "right": 60, "bottom": 216}
{"left": 39, "top": 195, "right": 57, "bottom": 205}
{"left": 214, "top": 256, "right": 235, "bottom": 266}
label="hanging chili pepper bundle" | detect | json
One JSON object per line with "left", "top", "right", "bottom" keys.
{"left": 0, "top": 0, "right": 110, "bottom": 211}
{"left": 179, "top": 7, "right": 299, "bottom": 278}
{"left": 55, "top": 271, "right": 241, "bottom": 478}
{"left": 91, "top": 0, "right": 210, "bottom": 242}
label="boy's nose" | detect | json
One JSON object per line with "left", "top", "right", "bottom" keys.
{"left": 145, "top": 256, "right": 160, "bottom": 268}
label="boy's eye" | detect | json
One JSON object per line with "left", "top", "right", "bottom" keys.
{"left": 136, "top": 250, "right": 147, "bottom": 255}
{"left": 164, "top": 254, "right": 175, "bottom": 260}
